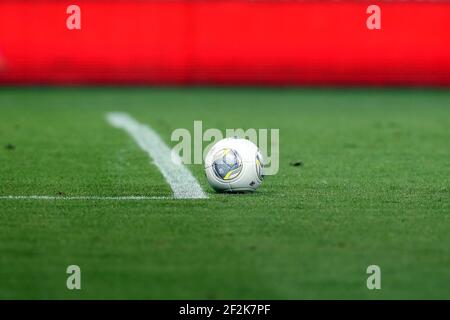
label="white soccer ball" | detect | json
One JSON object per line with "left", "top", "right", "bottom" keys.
{"left": 204, "top": 137, "right": 264, "bottom": 192}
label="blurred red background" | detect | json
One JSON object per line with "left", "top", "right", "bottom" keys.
{"left": 0, "top": 0, "right": 450, "bottom": 86}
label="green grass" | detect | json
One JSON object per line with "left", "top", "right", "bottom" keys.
{"left": 0, "top": 87, "right": 449, "bottom": 299}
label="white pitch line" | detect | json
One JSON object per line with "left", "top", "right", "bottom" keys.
{"left": 107, "top": 112, "right": 208, "bottom": 199}
{"left": 0, "top": 195, "right": 171, "bottom": 201}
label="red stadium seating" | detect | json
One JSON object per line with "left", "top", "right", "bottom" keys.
{"left": 0, "top": 0, "right": 449, "bottom": 85}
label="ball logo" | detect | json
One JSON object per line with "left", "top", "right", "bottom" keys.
{"left": 256, "top": 151, "right": 264, "bottom": 181}
{"left": 212, "top": 148, "right": 242, "bottom": 181}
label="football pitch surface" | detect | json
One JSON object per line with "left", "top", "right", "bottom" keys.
{"left": 0, "top": 87, "right": 449, "bottom": 299}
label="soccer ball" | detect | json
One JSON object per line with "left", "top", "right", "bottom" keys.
{"left": 204, "top": 137, "right": 264, "bottom": 192}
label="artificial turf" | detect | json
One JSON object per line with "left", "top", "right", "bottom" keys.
{"left": 0, "top": 87, "right": 449, "bottom": 299}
